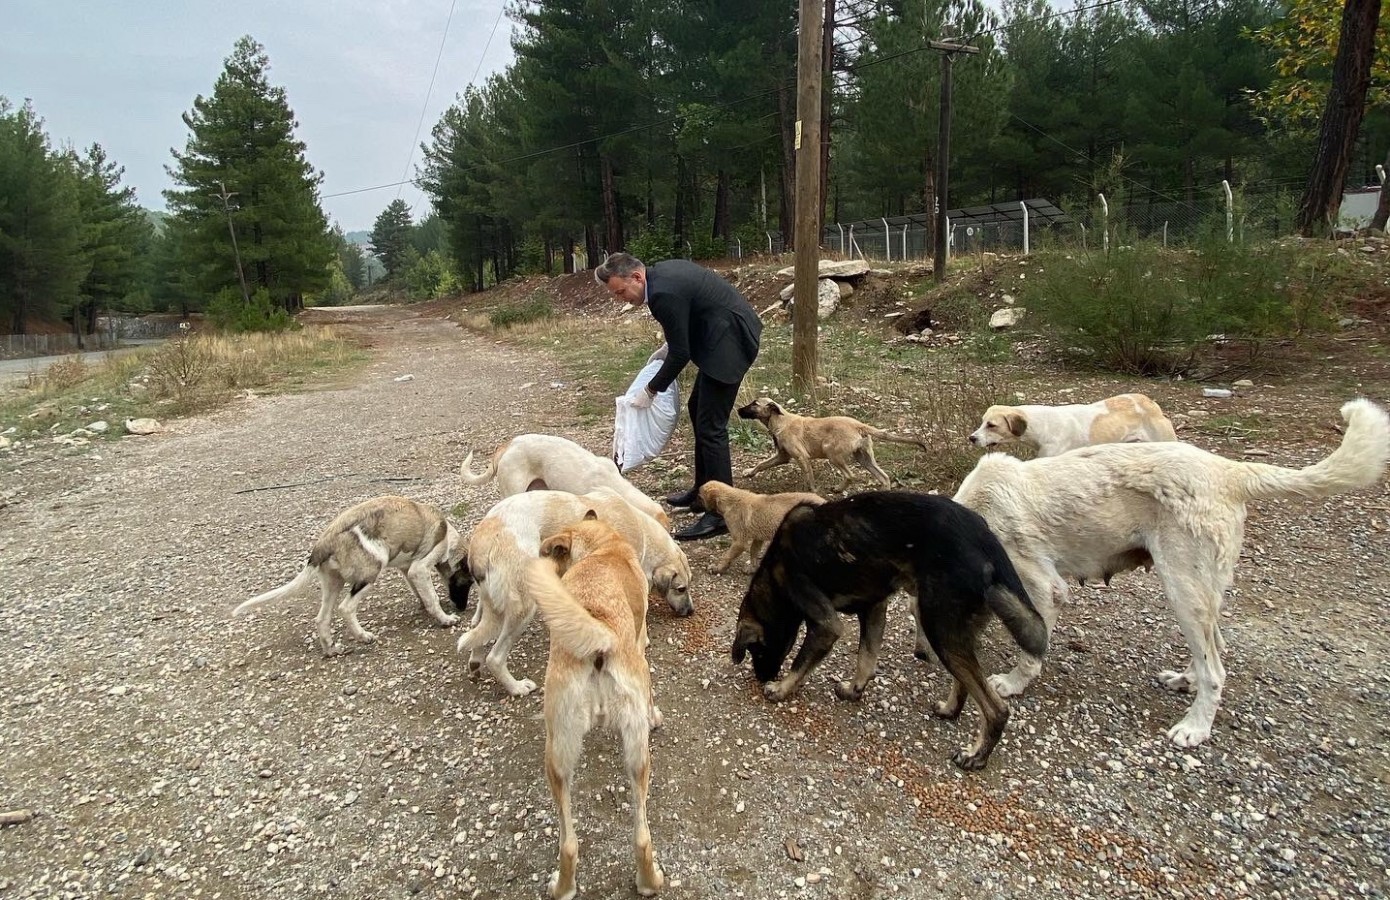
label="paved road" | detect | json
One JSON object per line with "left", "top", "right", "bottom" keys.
{"left": 0, "top": 340, "right": 164, "bottom": 387}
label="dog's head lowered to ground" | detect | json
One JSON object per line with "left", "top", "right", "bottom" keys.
{"left": 730, "top": 503, "right": 818, "bottom": 682}
{"left": 737, "top": 398, "right": 784, "bottom": 424}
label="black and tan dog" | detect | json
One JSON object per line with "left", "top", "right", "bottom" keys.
{"left": 730, "top": 490, "right": 1047, "bottom": 770}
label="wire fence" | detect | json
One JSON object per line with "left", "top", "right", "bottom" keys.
{"left": 702, "top": 178, "right": 1386, "bottom": 262}
{"left": 0, "top": 332, "right": 121, "bottom": 360}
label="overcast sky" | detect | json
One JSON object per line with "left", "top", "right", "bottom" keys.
{"left": 2, "top": 0, "right": 514, "bottom": 232}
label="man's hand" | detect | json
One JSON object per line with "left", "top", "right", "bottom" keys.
{"left": 647, "top": 343, "right": 669, "bottom": 364}
{"left": 629, "top": 387, "right": 655, "bottom": 409}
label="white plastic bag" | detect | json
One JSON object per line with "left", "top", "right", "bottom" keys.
{"left": 613, "top": 359, "right": 680, "bottom": 473}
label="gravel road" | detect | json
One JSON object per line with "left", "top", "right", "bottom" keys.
{"left": 1, "top": 305, "right": 1387, "bottom": 900}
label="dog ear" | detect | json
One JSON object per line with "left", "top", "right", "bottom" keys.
{"left": 697, "top": 484, "right": 718, "bottom": 513}
{"left": 1004, "top": 412, "right": 1028, "bottom": 437}
{"left": 731, "top": 618, "right": 764, "bottom": 663}
{"left": 582, "top": 508, "right": 599, "bottom": 521}
{"left": 783, "top": 502, "right": 817, "bottom": 527}
{"left": 540, "top": 533, "right": 573, "bottom": 561}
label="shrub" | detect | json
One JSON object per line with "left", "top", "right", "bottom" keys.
{"left": 489, "top": 292, "right": 555, "bottom": 328}
{"left": 1023, "top": 239, "right": 1306, "bottom": 375}
{"left": 205, "top": 288, "right": 295, "bottom": 333}
{"left": 626, "top": 222, "right": 676, "bottom": 264}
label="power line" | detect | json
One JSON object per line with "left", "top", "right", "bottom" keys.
{"left": 396, "top": 0, "right": 461, "bottom": 202}
{"left": 470, "top": 3, "right": 508, "bottom": 88}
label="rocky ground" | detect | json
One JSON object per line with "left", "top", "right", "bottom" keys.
{"left": 1, "top": 304, "right": 1387, "bottom": 900}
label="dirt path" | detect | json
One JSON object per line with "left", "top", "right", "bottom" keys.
{"left": 1, "top": 306, "right": 1387, "bottom": 900}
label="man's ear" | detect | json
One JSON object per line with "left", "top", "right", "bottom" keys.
{"left": 731, "top": 619, "right": 764, "bottom": 663}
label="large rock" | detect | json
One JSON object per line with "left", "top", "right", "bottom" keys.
{"left": 124, "top": 418, "right": 163, "bottom": 436}
{"left": 783, "top": 279, "right": 843, "bottom": 319}
{"left": 776, "top": 259, "right": 871, "bottom": 280}
{"left": 988, "top": 307, "right": 1027, "bottom": 330}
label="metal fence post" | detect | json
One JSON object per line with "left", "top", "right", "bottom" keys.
{"left": 847, "top": 224, "right": 856, "bottom": 259}
{"left": 881, "top": 217, "right": 891, "bottom": 262}
{"left": 767, "top": 232, "right": 773, "bottom": 254}
{"left": 1021, "top": 201, "right": 1030, "bottom": 255}
{"left": 837, "top": 224, "right": 845, "bottom": 256}
{"left": 1080, "top": 222, "right": 1087, "bottom": 250}
{"left": 901, "top": 225, "right": 908, "bottom": 260}
{"left": 1098, "top": 193, "right": 1109, "bottom": 253}
{"left": 944, "top": 216, "right": 952, "bottom": 266}
{"left": 1163, "top": 221, "right": 1168, "bottom": 248}
{"left": 1223, "top": 180, "right": 1233, "bottom": 243}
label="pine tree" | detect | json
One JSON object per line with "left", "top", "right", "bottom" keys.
{"left": 165, "top": 36, "right": 332, "bottom": 319}
{"left": 369, "top": 199, "right": 414, "bottom": 278}
{"left": 0, "top": 98, "right": 84, "bottom": 333}
{"left": 71, "top": 143, "right": 153, "bottom": 342}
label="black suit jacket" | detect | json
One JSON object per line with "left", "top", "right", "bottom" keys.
{"left": 644, "top": 260, "right": 762, "bottom": 392}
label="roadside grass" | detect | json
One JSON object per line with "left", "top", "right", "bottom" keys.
{"left": 0, "top": 328, "right": 366, "bottom": 441}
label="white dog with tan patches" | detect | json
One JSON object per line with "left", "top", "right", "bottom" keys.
{"left": 460, "top": 434, "right": 669, "bottom": 526}
{"left": 234, "top": 496, "right": 469, "bottom": 656}
{"left": 456, "top": 489, "right": 693, "bottom": 696}
{"left": 969, "top": 392, "right": 1177, "bottom": 457}
{"left": 953, "top": 399, "right": 1390, "bottom": 748}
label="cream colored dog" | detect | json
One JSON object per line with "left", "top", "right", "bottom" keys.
{"left": 969, "top": 393, "right": 1177, "bottom": 457}
{"left": 953, "top": 399, "right": 1389, "bottom": 748}
{"left": 697, "top": 481, "right": 826, "bottom": 574}
{"left": 456, "top": 488, "right": 692, "bottom": 696}
{"left": 234, "top": 496, "right": 467, "bottom": 656}
{"left": 737, "top": 398, "right": 928, "bottom": 492}
{"left": 460, "top": 434, "right": 669, "bottom": 526}
{"left": 525, "top": 517, "right": 664, "bottom": 899}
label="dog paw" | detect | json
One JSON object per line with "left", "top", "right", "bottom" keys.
{"left": 913, "top": 648, "right": 933, "bottom": 662}
{"left": 1157, "top": 669, "right": 1196, "bottom": 693}
{"left": 932, "top": 699, "right": 963, "bottom": 720}
{"left": 987, "top": 672, "right": 1028, "bottom": 698}
{"left": 436, "top": 613, "right": 460, "bottom": 627}
{"left": 833, "top": 680, "right": 864, "bottom": 702}
{"left": 709, "top": 564, "right": 727, "bottom": 576}
{"left": 466, "top": 660, "right": 482, "bottom": 679}
{"left": 741, "top": 468, "right": 756, "bottom": 479}
{"left": 762, "top": 681, "right": 794, "bottom": 703}
{"left": 649, "top": 705, "right": 664, "bottom": 730}
{"left": 636, "top": 863, "right": 664, "bottom": 896}
{"left": 548, "top": 872, "right": 577, "bottom": 900}
{"left": 506, "top": 679, "right": 538, "bottom": 697}
{"left": 1166, "top": 718, "right": 1212, "bottom": 748}
{"left": 321, "top": 643, "right": 346, "bottom": 658}
{"left": 950, "top": 747, "right": 989, "bottom": 771}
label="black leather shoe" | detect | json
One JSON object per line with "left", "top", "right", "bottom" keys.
{"left": 674, "top": 512, "right": 728, "bottom": 541}
{"left": 665, "top": 487, "right": 700, "bottom": 508}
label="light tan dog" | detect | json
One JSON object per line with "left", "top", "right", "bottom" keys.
{"left": 736, "top": 398, "right": 927, "bottom": 492}
{"left": 954, "top": 398, "right": 1389, "bottom": 748}
{"left": 456, "top": 489, "right": 692, "bottom": 696}
{"left": 969, "top": 393, "right": 1177, "bottom": 458}
{"left": 524, "top": 517, "right": 664, "bottom": 900}
{"left": 233, "top": 496, "right": 468, "bottom": 656}
{"left": 460, "top": 434, "right": 670, "bottom": 527}
{"left": 698, "top": 482, "right": 826, "bottom": 574}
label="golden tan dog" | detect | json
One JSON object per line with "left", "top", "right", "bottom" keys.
{"left": 524, "top": 516, "right": 664, "bottom": 899}
{"left": 736, "top": 398, "right": 927, "bottom": 492}
{"left": 698, "top": 481, "right": 826, "bottom": 574}
{"left": 969, "top": 393, "right": 1177, "bottom": 458}
{"left": 456, "top": 489, "right": 692, "bottom": 696}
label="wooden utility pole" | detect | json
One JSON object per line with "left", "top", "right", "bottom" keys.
{"left": 792, "top": 0, "right": 825, "bottom": 395}
{"left": 217, "top": 181, "right": 253, "bottom": 305}
{"left": 930, "top": 40, "right": 979, "bottom": 284}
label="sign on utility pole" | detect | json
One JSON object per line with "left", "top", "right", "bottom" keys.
{"left": 792, "top": 0, "right": 824, "bottom": 396}
{"left": 930, "top": 40, "right": 979, "bottom": 284}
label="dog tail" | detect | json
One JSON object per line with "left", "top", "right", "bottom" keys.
{"left": 985, "top": 568, "right": 1048, "bottom": 658}
{"left": 233, "top": 565, "right": 318, "bottom": 618}
{"left": 522, "top": 560, "right": 616, "bottom": 660}
{"left": 459, "top": 449, "right": 497, "bottom": 487}
{"left": 863, "top": 426, "right": 929, "bottom": 450}
{"left": 1236, "top": 399, "right": 1390, "bottom": 502}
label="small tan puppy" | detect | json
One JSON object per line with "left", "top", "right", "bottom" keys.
{"left": 698, "top": 482, "right": 826, "bottom": 574}
{"left": 969, "top": 393, "right": 1177, "bottom": 458}
{"left": 524, "top": 516, "right": 664, "bottom": 900}
{"left": 737, "top": 398, "right": 927, "bottom": 492}
{"left": 234, "top": 496, "right": 468, "bottom": 656}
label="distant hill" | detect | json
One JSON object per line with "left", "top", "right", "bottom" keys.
{"left": 144, "top": 209, "right": 169, "bottom": 232}
{"left": 345, "top": 230, "right": 372, "bottom": 249}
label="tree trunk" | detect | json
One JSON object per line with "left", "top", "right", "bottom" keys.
{"left": 923, "top": 164, "right": 938, "bottom": 262}
{"left": 584, "top": 224, "right": 600, "bottom": 269}
{"left": 1296, "top": 0, "right": 1383, "bottom": 236}
{"left": 778, "top": 80, "right": 796, "bottom": 248}
{"left": 563, "top": 237, "right": 576, "bottom": 275}
{"left": 601, "top": 155, "right": 623, "bottom": 253}
{"left": 674, "top": 154, "right": 687, "bottom": 256}
{"left": 1371, "top": 148, "right": 1390, "bottom": 231}
{"left": 73, "top": 304, "right": 84, "bottom": 350}
{"left": 819, "top": 0, "right": 836, "bottom": 228}
{"left": 713, "top": 170, "right": 732, "bottom": 242}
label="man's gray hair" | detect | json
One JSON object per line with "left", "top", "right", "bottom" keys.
{"left": 595, "top": 252, "right": 645, "bottom": 284}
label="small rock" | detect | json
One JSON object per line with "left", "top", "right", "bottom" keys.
{"left": 1233, "top": 379, "right": 1254, "bottom": 388}
{"left": 124, "top": 418, "right": 162, "bottom": 435}
{"left": 393, "top": 374, "right": 415, "bottom": 383}
{"left": 989, "top": 307, "right": 1026, "bottom": 330}
{"left": 806, "top": 872, "right": 822, "bottom": 885}
{"left": 86, "top": 421, "right": 109, "bottom": 434}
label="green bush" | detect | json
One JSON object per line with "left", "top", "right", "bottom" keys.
{"left": 403, "top": 249, "right": 460, "bottom": 301}
{"left": 489, "top": 292, "right": 555, "bottom": 328}
{"left": 205, "top": 287, "right": 295, "bottom": 333}
{"left": 626, "top": 221, "right": 676, "bottom": 264}
{"left": 1023, "top": 239, "right": 1306, "bottom": 375}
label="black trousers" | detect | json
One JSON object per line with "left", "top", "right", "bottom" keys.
{"left": 687, "top": 372, "right": 741, "bottom": 489}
